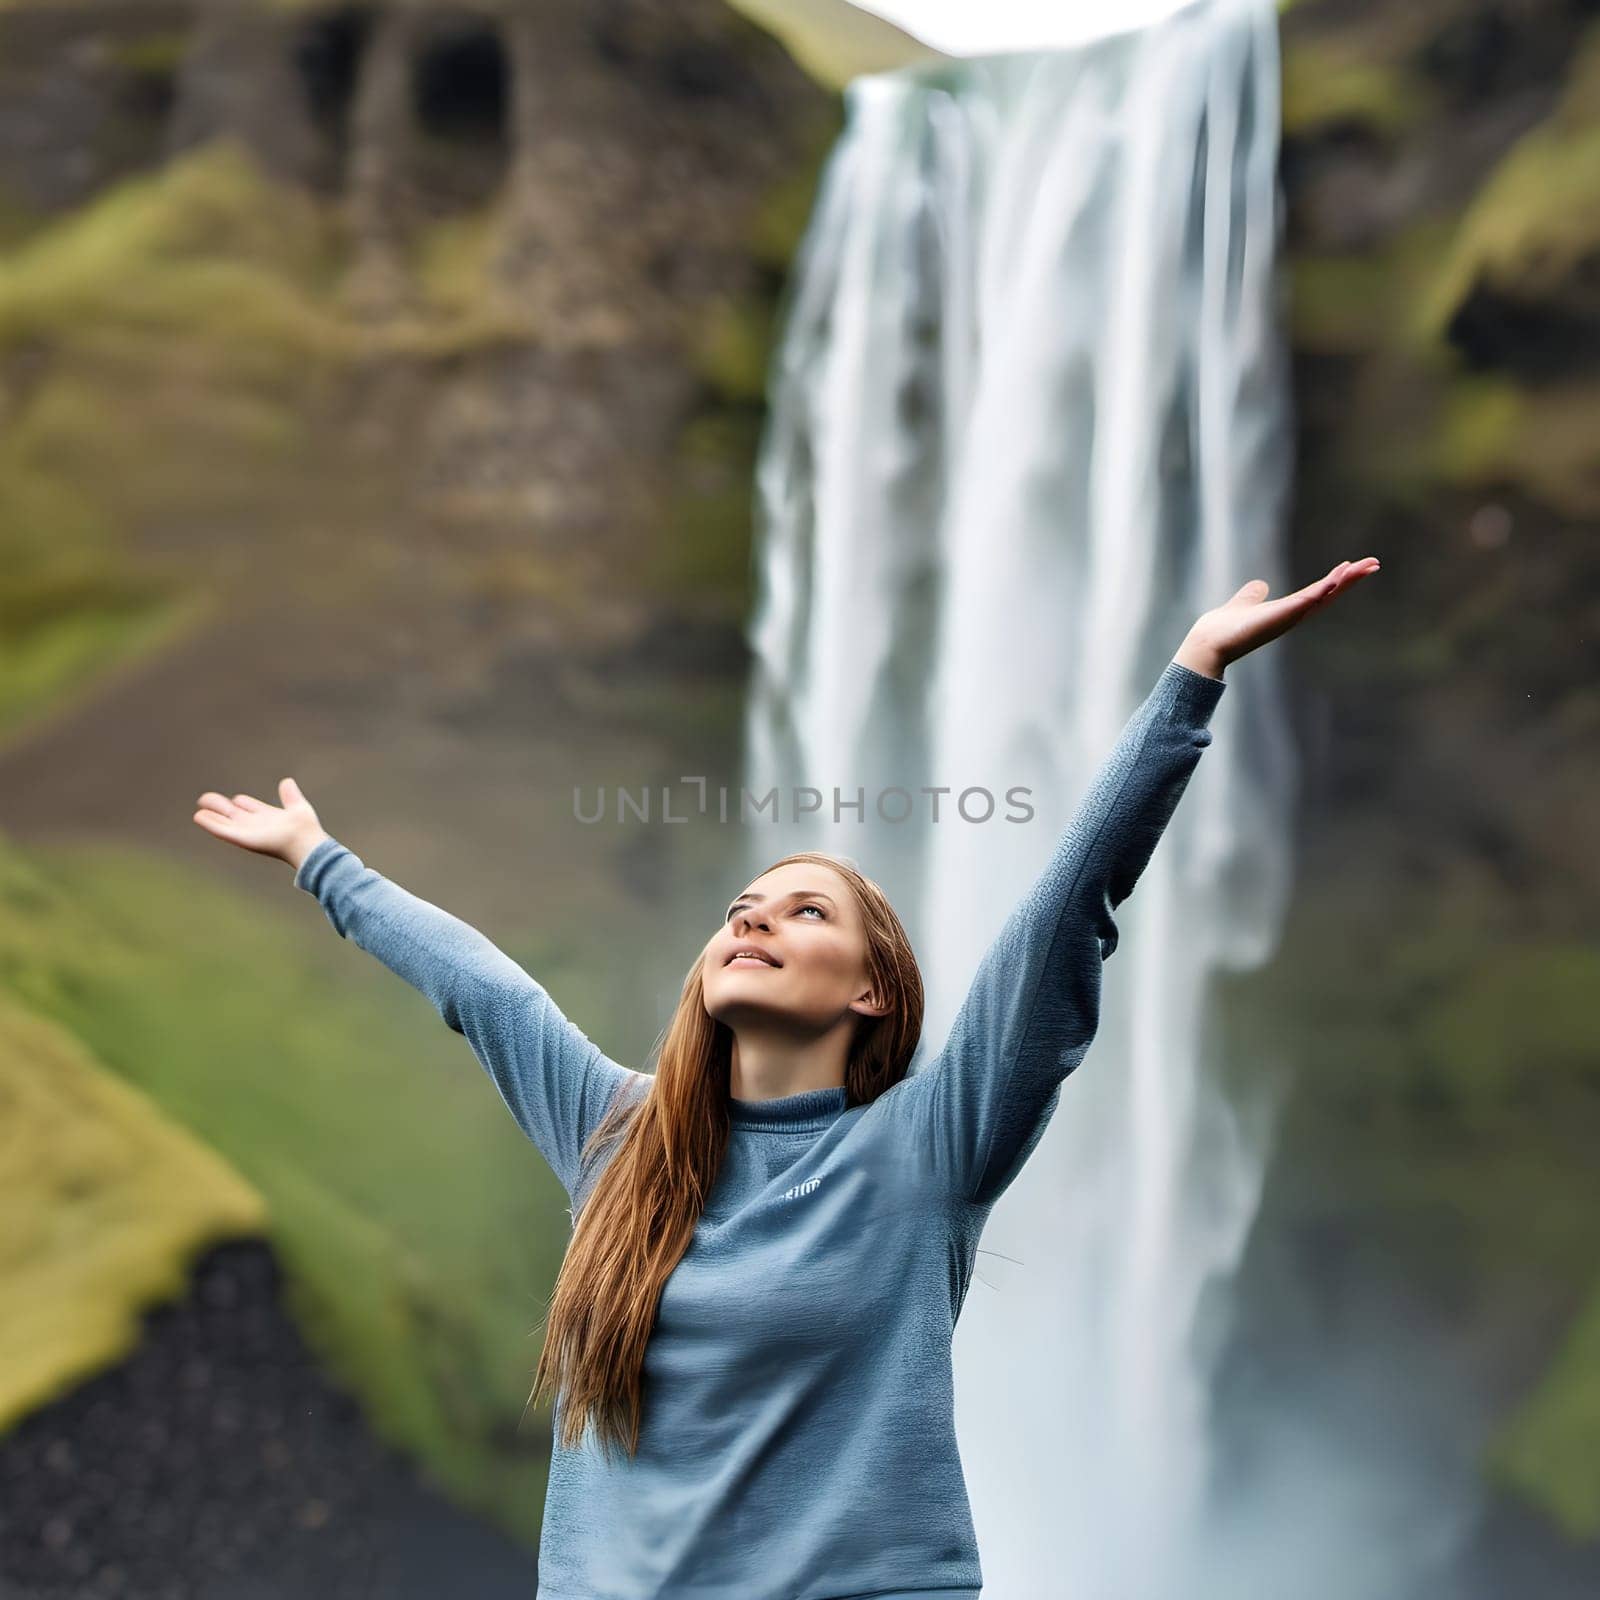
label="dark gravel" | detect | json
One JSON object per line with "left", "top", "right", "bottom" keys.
{"left": 0, "top": 1240, "right": 540, "bottom": 1600}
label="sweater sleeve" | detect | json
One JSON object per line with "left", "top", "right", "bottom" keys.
{"left": 294, "top": 836, "right": 647, "bottom": 1199}
{"left": 912, "top": 659, "right": 1227, "bottom": 1210}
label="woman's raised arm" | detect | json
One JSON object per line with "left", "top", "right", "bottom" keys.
{"left": 910, "top": 658, "right": 1226, "bottom": 1210}
{"left": 905, "top": 557, "right": 1379, "bottom": 1210}
{"left": 193, "top": 780, "right": 645, "bottom": 1199}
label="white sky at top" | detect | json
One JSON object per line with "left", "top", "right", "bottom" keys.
{"left": 852, "top": 0, "right": 1202, "bottom": 53}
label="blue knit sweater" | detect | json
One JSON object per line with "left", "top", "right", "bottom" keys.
{"left": 294, "top": 658, "right": 1226, "bottom": 1599}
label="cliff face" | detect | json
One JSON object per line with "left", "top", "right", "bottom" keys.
{"left": 1230, "top": 0, "right": 1600, "bottom": 1570}
{"left": 0, "top": 0, "right": 839, "bottom": 765}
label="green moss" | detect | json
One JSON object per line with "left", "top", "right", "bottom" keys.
{"left": 0, "top": 145, "right": 357, "bottom": 742}
{"left": 1282, "top": 49, "right": 1427, "bottom": 141}
{"left": 1490, "top": 1278, "right": 1600, "bottom": 1539}
{"left": 1290, "top": 255, "right": 1395, "bottom": 351}
{"left": 1421, "top": 122, "right": 1600, "bottom": 335}
{"left": 679, "top": 409, "right": 764, "bottom": 469}
{"left": 645, "top": 408, "right": 767, "bottom": 612}
{"left": 0, "top": 989, "right": 268, "bottom": 1431}
{"left": 1221, "top": 865, "right": 1600, "bottom": 1294}
{"left": 14, "top": 366, "right": 304, "bottom": 500}
{"left": 750, "top": 161, "right": 824, "bottom": 273}
{"left": 1504, "top": 381, "right": 1600, "bottom": 516}
{"left": 651, "top": 478, "right": 758, "bottom": 611}
{"left": 719, "top": 0, "right": 944, "bottom": 90}
{"left": 104, "top": 31, "right": 189, "bottom": 78}
{"left": 0, "top": 141, "right": 343, "bottom": 359}
{"left": 0, "top": 175, "right": 43, "bottom": 252}
{"left": 1416, "top": 370, "right": 1600, "bottom": 515}
{"left": 1420, "top": 25, "right": 1600, "bottom": 341}
{"left": 1411, "top": 945, "right": 1600, "bottom": 1129}
{"left": 1431, "top": 373, "right": 1526, "bottom": 483}
{"left": 0, "top": 136, "right": 536, "bottom": 744}
{"left": 692, "top": 294, "right": 775, "bottom": 404}
{"left": 0, "top": 348, "right": 307, "bottom": 740}
{"left": 414, "top": 211, "right": 495, "bottom": 313}
{"left": 748, "top": 103, "right": 845, "bottom": 273}
{"left": 0, "top": 585, "right": 210, "bottom": 749}
{"left": 1292, "top": 219, "right": 1457, "bottom": 358}
{"left": 0, "top": 834, "right": 586, "bottom": 1543}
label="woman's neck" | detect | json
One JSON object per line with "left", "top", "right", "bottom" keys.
{"left": 727, "top": 1027, "right": 849, "bottom": 1102}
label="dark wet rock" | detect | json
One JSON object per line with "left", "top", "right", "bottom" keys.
{"left": 0, "top": 1240, "right": 538, "bottom": 1600}
{"left": 1446, "top": 279, "right": 1600, "bottom": 379}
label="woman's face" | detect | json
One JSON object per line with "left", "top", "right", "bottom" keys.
{"left": 701, "top": 862, "right": 879, "bottom": 1033}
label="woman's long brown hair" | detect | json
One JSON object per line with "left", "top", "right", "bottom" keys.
{"left": 527, "top": 850, "right": 925, "bottom": 1462}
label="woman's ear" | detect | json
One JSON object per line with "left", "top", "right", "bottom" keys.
{"left": 851, "top": 987, "right": 894, "bottom": 1019}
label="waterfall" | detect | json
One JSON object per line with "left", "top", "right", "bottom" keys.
{"left": 741, "top": 0, "right": 1301, "bottom": 1594}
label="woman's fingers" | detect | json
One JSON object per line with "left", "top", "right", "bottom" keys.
{"left": 196, "top": 790, "right": 283, "bottom": 818}
{"left": 1319, "top": 556, "right": 1379, "bottom": 601}
{"left": 1227, "top": 561, "right": 1351, "bottom": 619}
{"left": 192, "top": 808, "right": 242, "bottom": 840}
{"left": 1297, "top": 560, "right": 1349, "bottom": 605}
{"left": 192, "top": 782, "right": 308, "bottom": 863}
{"left": 1256, "top": 557, "right": 1376, "bottom": 619}
{"left": 1270, "top": 558, "right": 1379, "bottom": 627}
{"left": 193, "top": 780, "right": 313, "bottom": 863}
{"left": 278, "top": 776, "right": 313, "bottom": 813}
{"left": 1199, "top": 557, "right": 1380, "bottom": 668}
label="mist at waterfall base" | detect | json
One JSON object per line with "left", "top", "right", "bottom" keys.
{"left": 738, "top": 1, "right": 1485, "bottom": 1596}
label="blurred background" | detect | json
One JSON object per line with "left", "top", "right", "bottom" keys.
{"left": 0, "top": 1, "right": 1596, "bottom": 1597}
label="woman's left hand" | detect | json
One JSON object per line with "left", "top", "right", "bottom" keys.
{"left": 1174, "top": 557, "right": 1381, "bottom": 679}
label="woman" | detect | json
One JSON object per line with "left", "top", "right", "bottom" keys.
{"left": 193, "top": 558, "right": 1377, "bottom": 1599}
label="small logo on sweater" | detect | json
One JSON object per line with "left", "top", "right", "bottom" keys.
{"left": 779, "top": 1176, "right": 823, "bottom": 1202}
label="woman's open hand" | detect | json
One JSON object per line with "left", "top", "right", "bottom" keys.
{"left": 1176, "top": 557, "right": 1381, "bottom": 678}
{"left": 193, "top": 777, "right": 328, "bottom": 871}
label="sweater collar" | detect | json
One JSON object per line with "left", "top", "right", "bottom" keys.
{"left": 728, "top": 1084, "right": 848, "bottom": 1133}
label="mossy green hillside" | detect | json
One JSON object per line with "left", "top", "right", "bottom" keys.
{"left": 0, "top": 829, "right": 611, "bottom": 1545}
{"left": 0, "top": 989, "right": 268, "bottom": 1432}
{"left": 0, "top": 140, "right": 540, "bottom": 750}
{"left": 1281, "top": 46, "right": 1432, "bottom": 142}
{"left": 1420, "top": 24, "right": 1600, "bottom": 342}
{"left": 1492, "top": 1280, "right": 1600, "bottom": 1540}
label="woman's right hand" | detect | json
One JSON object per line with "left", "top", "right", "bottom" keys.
{"left": 193, "top": 777, "right": 329, "bottom": 871}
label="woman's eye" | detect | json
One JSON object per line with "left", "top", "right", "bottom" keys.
{"left": 797, "top": 905, "right": 825, "bottom": 919}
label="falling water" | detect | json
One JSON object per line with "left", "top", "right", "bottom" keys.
{"left": 741, "top": 0, "right": 1305, "bottom": 1595}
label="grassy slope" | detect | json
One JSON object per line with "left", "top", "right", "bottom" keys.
{"left": 0, "top": 987, "right": 268, "bottom": 1430}
{"left": 0, "top": 828, "right": 591, "bottom": 1545}
{"left": 0, "top": 139, "right": 535, "bottom": 751}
